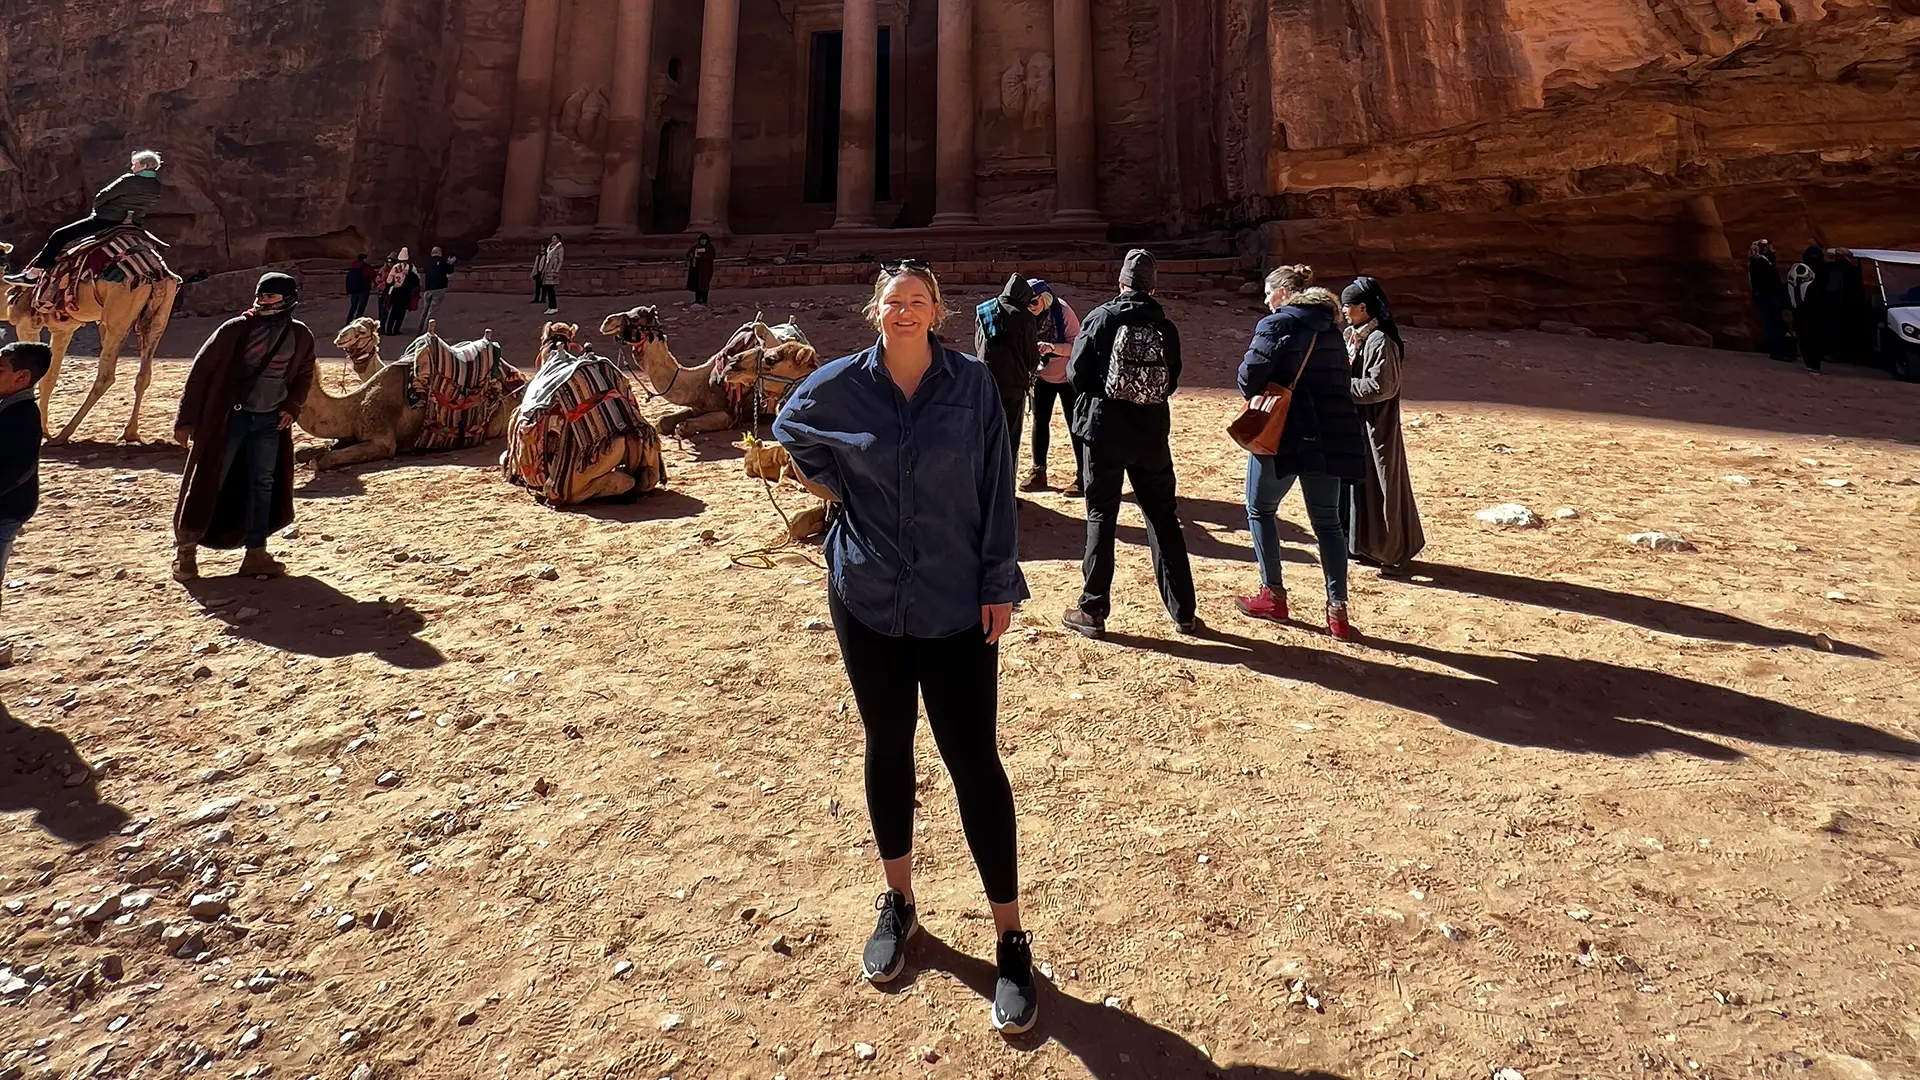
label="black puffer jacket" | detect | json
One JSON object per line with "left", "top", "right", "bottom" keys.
{"left": 1237, "top": 288, "right": 1366, "bottom": 480}
{"left": 974, "top": 273, "right": 1041, "bottom": 402}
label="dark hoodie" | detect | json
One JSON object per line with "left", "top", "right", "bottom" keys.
{"left": 1067, "top": 290, "right": 1183, "bottom": 451}
{"left": 1238, "top": 287, "right": 1366, "bottom": 479}
{"left": 974, "top": 273, "right": 1042, "bottom": 402}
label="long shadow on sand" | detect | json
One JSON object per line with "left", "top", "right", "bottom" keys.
{"left": 0, "top": 706, "right": 129, "bottom": 844}
{"left": 559, "top": 489, "right": 708, "bottom": 523}
{"left": 1404, "top": 562, "right": 1879, "bottom": 658}
{"left": 184, "top": 575, "right": 443, "bottom": 669}
{"left": 1019, "top": 496, "right": 1314, "bottom": 565}
{"left": 1103, "top": 627, "right": 1917, "bottom": 761}
{"left": 40, "top": 439, "right": 186, "bottom": 475}
{"left": 294, "top": 444, "right": 507, "bottom": 499}
{"left": 899, "top": 931, "right": 1349, "bottom": 1079}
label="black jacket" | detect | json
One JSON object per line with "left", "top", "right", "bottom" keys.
{"left": 1067, "top": 291, "right": 1182, "bottom": 450}
{"left": 0, "top": 390, "right": 43, "bottom": 523}
{"left": 92, "top": 172, "right": 164, "bottom": 225}
{"left": 422, "top": 256, "right": 456, "bottom": 291}
{"left": 1747, "top": 255, "right": 1783, "bottom": 302}
{"left": 1238, "top": 292, "right": 1366, "bottom": 480}
{"left": 974, "top": 274, "right": 1042, "bottom": 402}
{"left": 345, "top": 261, "right": 373, "bottom": 294}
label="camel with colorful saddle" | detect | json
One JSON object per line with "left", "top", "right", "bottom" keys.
{"left": 0, "top": 228, "right": 180, "bottom": 443}
{"left": 501, "top": 322, "right": 665, "bottom": 505}
{"left": 295, "top": 321, "right": 526, "bottom": 470}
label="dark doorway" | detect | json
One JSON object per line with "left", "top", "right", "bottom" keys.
{"left": 803, "top": 28, "right": 892, "bottom": 205}
{"left": 651, "top": 120, "right": 693, "bottom": 233}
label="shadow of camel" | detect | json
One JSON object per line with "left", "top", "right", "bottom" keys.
{"left": 183, "top": 576, "right": 443, "bottom": 669}
{"left": 39, "top": 439, "right": 186, "bottom": 475}
{"left": 0, "top": 706, "right": 130, "bottom": 844}
{"left": 907, "top": 932, "right": 1350, "bottom": 1079}
{"left": 294, "top": 442, "right": 509, "bottom": 499}
{"left": 558, "top": 489, "right": 708, "bottom": 523}
{"left": 1102, "top": 627, "right": 1918, "bottom": 761}
{"left": 1404, "top": 562, "right": 1878, "bottom": 657}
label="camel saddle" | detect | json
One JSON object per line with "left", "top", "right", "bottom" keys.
{"left": 505, "top": 347, "right": 663, "bottom": 505}
{"left": 9, "top": 227, "right": 172, "bottom": 318}
{"left": 399, "top": 331, "right": 528, "bottom": 452}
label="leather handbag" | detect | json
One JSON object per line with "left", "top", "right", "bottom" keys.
{"left": 1227, "top": 332, "right": 1318, "bottom": 456}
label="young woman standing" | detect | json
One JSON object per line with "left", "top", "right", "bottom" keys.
{"left": 772, "top": 261, "right": 1037, "bottom": 1034}
{"left": 1341, "top": 276, "right": 1425, "bottom": 573}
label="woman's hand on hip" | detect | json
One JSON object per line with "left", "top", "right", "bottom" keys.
{"left": 981, "top": 603, "right": 1013, "bottom": 645}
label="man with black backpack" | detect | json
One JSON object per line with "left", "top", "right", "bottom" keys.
{"left": 1061, "top": 249, "right": 1199, "bottom": 638}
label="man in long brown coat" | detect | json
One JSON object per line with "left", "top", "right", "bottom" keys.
{"left": 171, "top": 272, "right": 315, "bottom": 581}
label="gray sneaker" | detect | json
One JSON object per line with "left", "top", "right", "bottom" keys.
{"left": 992, "top": 930, "right": 1038, "bottom": 1034}
{"left": 861, "top": 890, "right": 918, "bottom": 983}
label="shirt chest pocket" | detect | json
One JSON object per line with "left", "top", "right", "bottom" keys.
{"left": 910, "top": 402, "right": 979, "bottom": 488}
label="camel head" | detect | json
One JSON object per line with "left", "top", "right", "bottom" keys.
{"left": 708, "top": 316, "right": 819, "bottom": 413}
{"left": 599, "top": 306, "right": 666, "bottom": 350}
{"left": 537, "top": 321, "right": 582, "bottom": 372}
{"left": 334, "top": 317, "right": 381, "bottom": 355}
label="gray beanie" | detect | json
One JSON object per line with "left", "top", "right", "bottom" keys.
{"left": 1118, "top": 248, "right": 1157, "bottom": 292}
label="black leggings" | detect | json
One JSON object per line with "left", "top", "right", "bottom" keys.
{"left": 829, "top": 589, "right": 1019, "bottom": 905}
{"left": 538, "top": 283, "right": 558, "bottom": 309}
{"left": 1031, "top": 379, "right": 1081, "bottom": 475}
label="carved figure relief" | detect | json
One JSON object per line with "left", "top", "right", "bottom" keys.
{"left": 556, "top": 87, "right": 611, "bottom": 151}
{"left": 998, "top": 54, "right": 1053, "bottom": 131}
{"left": 1000, "top": 58, "right": 1028, "bottom": 124}
{"left": 1022, "top": 52, "right": 1053, "bottom": 132}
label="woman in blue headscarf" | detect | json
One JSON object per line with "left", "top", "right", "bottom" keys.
{"left": 1341, "top": 276, "right": 1425, "bottom": 573}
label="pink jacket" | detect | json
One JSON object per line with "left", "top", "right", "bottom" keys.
{"left": 1036, "top": 299, "right": 1081, "bottom": 384}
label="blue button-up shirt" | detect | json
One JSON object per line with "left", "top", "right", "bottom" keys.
{"left": 773, "top": 337, "right": 1029, "bottom": 639}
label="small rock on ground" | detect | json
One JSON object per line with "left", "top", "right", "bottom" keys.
{"left": 1475, "top": 503, "right": 1539, "bottom": 528}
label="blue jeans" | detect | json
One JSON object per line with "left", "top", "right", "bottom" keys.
{"left": 0, "top": 516, "right": 22, "bottom": 590}
{"left": 221, "top": 410, "right": 282, "bottom": 549}
{"left": 1246, "top": 455, "right": 1349, "bottom": 604}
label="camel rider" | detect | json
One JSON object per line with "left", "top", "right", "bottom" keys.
{"left": 6, "top": 149, "right": 167, "bottom": 285}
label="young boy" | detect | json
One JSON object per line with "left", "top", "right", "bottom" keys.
{"left": 0, "top": 340, "right": 54, "bottom": 592}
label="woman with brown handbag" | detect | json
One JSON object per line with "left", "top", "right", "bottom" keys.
{"left": 1232, "top": 265, "right": 1368, "bottom": 640}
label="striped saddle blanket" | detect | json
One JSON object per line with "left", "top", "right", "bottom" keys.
{"left": 400, "top": 333, "right": 529, "bottom": 451}
{"left": 506, "top": 349, "right": 657, "bottom": 501}
{"left": 14, "top": 227, "right": 172, "bottom": 319}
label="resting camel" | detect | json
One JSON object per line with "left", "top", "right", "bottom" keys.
{"left": 599, "top": 307, "right": 734, "bottom": 436}
{"left": 295, "top": 329, "right": 525, "bottom": 470}
{"left": 708, "top": 315, "right": 822, "bottom": 418}
{"left": 333, "top": 317, "right": 387, "bottom": 380}
{"left": 0, "top": 239, "right": 180, "bottom": 443}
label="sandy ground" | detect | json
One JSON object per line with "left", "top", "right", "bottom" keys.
{"left": 3, "top": 284, "right": 1918, "bottom": 1080}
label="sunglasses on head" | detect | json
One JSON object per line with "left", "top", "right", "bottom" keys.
{"left": 881, "top": 259, "right": 933, "bottom": 276}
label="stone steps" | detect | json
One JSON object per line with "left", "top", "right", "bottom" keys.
{"left": 457, "top": 255, "right": 1248, "bottom": 297}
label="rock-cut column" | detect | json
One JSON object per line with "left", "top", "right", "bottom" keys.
{"left": 1051, "top": 0, "right": 1103, "bottom": 224}
{"left": 687, "top": 0, "right": 743, "bottom": 235}
{"left": 832, "top": 0, "right": 879, "bottom": 229}
{"left": 930, "top": 0, "right": 977, "bottom": 227}
{"left": 595, "top": 0, "right": 661, "bottom": 232}
{"left": 500, "top": 0, "right": 564, "bottom": 232}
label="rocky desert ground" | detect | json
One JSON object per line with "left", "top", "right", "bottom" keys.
{"left": 3, "top": 284, "right": 1917, "bottom": 1080}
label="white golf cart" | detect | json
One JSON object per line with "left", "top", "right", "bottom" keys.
{"left": 1850, "top": 249, "right": 1920, "bottom": 382}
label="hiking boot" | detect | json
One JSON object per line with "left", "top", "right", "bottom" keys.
{"left": 238, "top": 548, "right": 287, "bottom": 578}
{"left": 1060, "top": 608, "right": 1104, "bottom": 640}
{"left": 1021, "top": 467, "right": 1047, "bottom": 492}
{"left": 862, "top": 890, "right": 918, "bottom": 983}
{"left": 992, "top": 930, "right": 1039, "bottom": 1034}
{"left": 171, "top": 546, "right": 199, "bottom": 582}
{"left": 1171, "top": 612, "right": 1201, "bottom": 636}
{"left": 1063, "top": 480, "right": 1084, "bottom": 499}
{"left": 1235, "top": 586, "right": 1287, "bottom": 622}
{"left": 1327, "top": 603, "right": 1355, "bottom": 642}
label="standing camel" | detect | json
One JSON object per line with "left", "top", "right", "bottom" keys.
{"left": 0, "top": 240, "right": 181, "bottom": 444}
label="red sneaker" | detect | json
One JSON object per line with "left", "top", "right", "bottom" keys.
{"left": 1235, "top": 586, "right": 1288, "bottom": 622}
{"left": 1327, "top": 604, "right": 1355, "bottom": 642}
